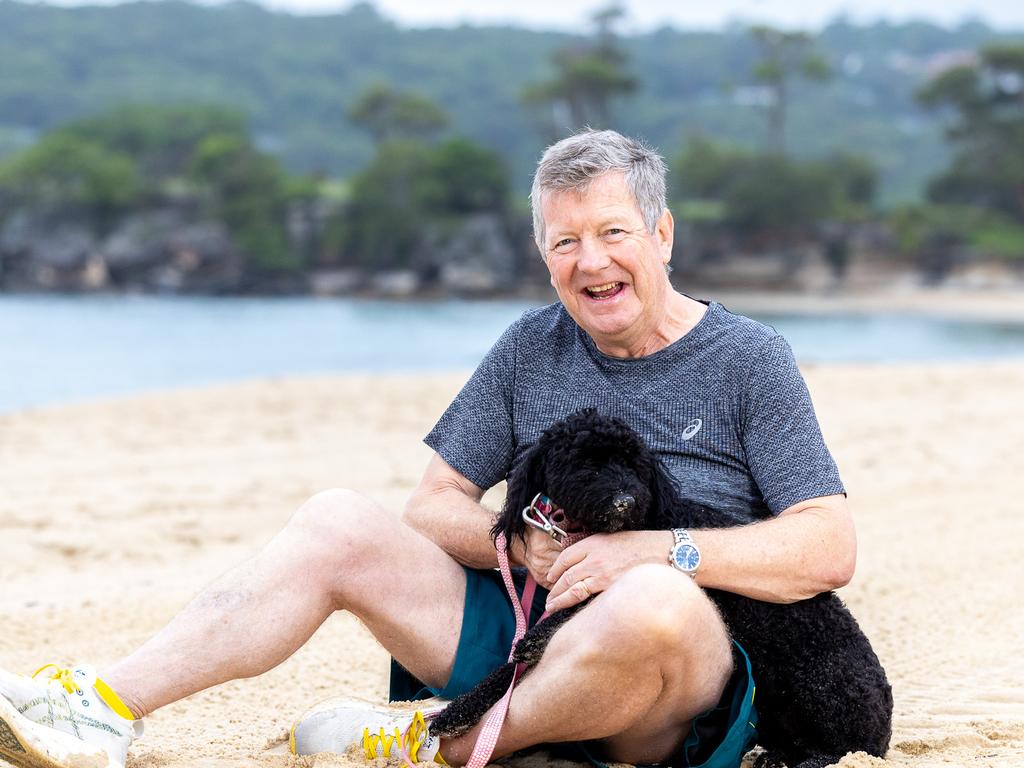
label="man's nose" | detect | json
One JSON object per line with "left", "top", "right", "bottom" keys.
{"left": 576, "top": 235, "right": 612, "bottom": 272}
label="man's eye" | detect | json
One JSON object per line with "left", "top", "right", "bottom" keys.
{"left": 552, "top": 238, "right": 576, "bottom": 253}
{"left": 604, "top": 228, "right": 627, "bottom": 240}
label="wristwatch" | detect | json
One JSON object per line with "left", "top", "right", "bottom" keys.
{"left": 669, "top": 528, "right": 701, "bottom": 577}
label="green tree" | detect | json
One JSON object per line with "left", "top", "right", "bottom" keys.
{"left": 672, "top": 138, "right": 877, "bottom": 241}
{"left": 918, "top": 42, "right": 1024, "bottom": 222}
{"left": 523, "top": 3, "right": 636, "bottom": 132}
{"left": 190, "top": 132, "right": 297, "bottom": 271}
{"left": 336, "top": 140, "right": 431, "bottom": 270}
{"left": 334, "top": 138, "right": 510, "bottom": 271}
{"left": 722, "top": 155, "right": 832, "bottom": 236}
{"left": 0, "top": 132, "right": 141, "bottom": 230}
{"left": 420, "top": 138, "right": 510, "bottom": 214}
{"left": 749, "top": 26, "right": 831, "bottom": 155}
{"left": 61, "top": 104, "right": 247, "bottom": 178}
{"left": 347, "top": 83, "right": 449, "bottom": 145}
{"left": 671, "top": 138, "right": 748, "bottom": 201}
{"left": 820, "top": 152, "right": 877, "bottom": 210}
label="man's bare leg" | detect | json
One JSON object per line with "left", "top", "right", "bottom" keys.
{"left": 439, "top": 564, "right": 734, "bottom": 766}
{"left": 101, "top": 489, "right": 467, "bottom": 718}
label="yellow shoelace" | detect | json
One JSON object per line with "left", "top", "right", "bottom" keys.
{"left": 362, "top": 710, "right": 433, "bottom": 764}
{"left": 32, "top": 664, "right": 81, "bottom": 695}
{"left": 31, "top": 663, "right": 136, "bottom": 721}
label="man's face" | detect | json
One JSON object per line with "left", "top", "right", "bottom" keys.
{"left": 540, "top": 172, "right": 674, "bottom": 356}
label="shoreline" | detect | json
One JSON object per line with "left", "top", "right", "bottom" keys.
{"left": 2, "top": 286, "right": 1023, "bottom": 418}
{"left": 3, "top": 285, "right": 1024, "bottom": 323}
{"left": 702, "top": 287, "right": 1024, "bottom": 323}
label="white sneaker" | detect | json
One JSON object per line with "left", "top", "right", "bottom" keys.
{"left": 290, "top": 696, "right": 448, "bottom": 764}
{"left": 0, "top": 664, "right": 142, "bottom": 768}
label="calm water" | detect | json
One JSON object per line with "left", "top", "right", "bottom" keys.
{"left": 1, "top": 295, "right": 1023, "bottom": 414}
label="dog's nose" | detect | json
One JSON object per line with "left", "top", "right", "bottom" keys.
{"left": 612, "top": 493, "right": 635, "bottom": 512}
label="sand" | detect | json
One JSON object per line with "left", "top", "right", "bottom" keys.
{"left": 2, "top": 363, "right": 1023, "bottom": 768}
{"left": 711, "top": 288, "right": 1024, "bottom": 323}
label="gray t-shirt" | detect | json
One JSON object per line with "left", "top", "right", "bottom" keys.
{"left": 425, "top": 300, "right": 844, "bottom": 525}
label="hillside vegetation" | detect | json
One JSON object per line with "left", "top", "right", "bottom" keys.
{"left": 0, "top": 0, "right": 1017, "bottom": 203}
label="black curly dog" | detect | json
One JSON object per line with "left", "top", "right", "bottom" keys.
{"left": 430, "top": 409, "right": 893, "bottom": 768}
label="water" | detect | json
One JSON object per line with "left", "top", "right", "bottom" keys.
{"left": 1, "top": 295, "right": 1023, "bottom": 414}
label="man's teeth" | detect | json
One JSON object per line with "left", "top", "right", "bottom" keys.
{"left": 586, "top": 282, "right": 621, "bottom": 295}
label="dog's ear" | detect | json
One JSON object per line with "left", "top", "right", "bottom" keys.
{"left": 492, "top": 440, "right": 546, "bottom": 549}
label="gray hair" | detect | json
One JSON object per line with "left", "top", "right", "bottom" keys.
{"left": 530, "top": 129, "right": 668, "bottom": 255}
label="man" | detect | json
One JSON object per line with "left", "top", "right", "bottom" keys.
{"left": 0, "top": 129, "right": 853, "bottom": 768}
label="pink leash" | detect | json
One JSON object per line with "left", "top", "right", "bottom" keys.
{"left": 463, "top": 526, "right": 590, "bottom": 768}
{"left": 463, "top": 532, "right": 539, "bottom": 768}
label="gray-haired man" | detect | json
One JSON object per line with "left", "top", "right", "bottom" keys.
{"left": 0, "top": 130, "right": 852, "bottom": 768}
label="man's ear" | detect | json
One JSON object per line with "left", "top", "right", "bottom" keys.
{"left": 657, "top": 208, "right": 674, "bottom": 263}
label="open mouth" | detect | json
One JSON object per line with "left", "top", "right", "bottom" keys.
{"left": 583, "top": 282, "right": 625, "bottom": 300}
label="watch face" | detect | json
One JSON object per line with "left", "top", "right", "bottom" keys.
{"left": 673, "top": 544, "right": 700, "bottom": 572}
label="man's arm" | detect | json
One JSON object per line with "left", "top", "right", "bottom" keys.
{"left": 403, "top": 453, "right": 497, "bottom": 569}
{"left": 544, "top": 493, "right": 855, "bottom": 612}
{"left": 404, "top": 453, "right": 568, "bottom": 580}
{"left": 691, "top": 493, "right": 855, "bottom": 601}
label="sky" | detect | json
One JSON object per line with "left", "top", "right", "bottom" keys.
{"left": 252, "top": 0, "right": 1022, "bottom": 30}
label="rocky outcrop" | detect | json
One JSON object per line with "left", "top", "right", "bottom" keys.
{"left": 0, "top": 210, "right": 98, "bottom": 290}
{"left": 101, "top": 211, "right": 244, "bottom": 293}
{"left": 430, "top": 213, "right": 517, "bottom": 295}
{"left": 0, "top": 203, "right": 533, "bottom": 296}
{"left": 0, "top": 207, "right": 245, "bottom": 293}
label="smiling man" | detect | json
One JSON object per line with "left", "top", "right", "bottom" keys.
{"left": 541, "top": 167, "right": 702, "bottom": 359}
{"left": 0, "top": 130, "right": 851, "bottom": 768}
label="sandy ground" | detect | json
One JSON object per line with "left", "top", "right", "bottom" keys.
{"left": 711, "top": 288, "right": 1024, "bottom": 322}
{"left": 2, "top": 363, "right": 1023, "bottom": 768}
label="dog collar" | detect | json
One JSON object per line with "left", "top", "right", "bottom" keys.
{"left": 522, "top": 493, "right": 567, "bottom": 540}
{"left": 521, "top": 492, "right": 588, "bottom": 546}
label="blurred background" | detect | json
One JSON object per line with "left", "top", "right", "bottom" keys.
{"left": 1, "top": 0, "right": 1023, "bottom": 410}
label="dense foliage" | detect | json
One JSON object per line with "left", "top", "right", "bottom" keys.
{"left": 671, "top": 139, "right": 876, "bottom": 243}
{"left": 326, "top": 137, "right": 511, "bottom": 270}
{"left": 918, "top": 43, "right": 1024, "bottom": 221}
{"left": 0, "top": 132, "right": 141, "bottom": 227}
{"left": 884, "top": 42, "right": 1024, "bottom": 264}
{"left": 0, "top": 4, "right": 1020, "bottom": 291}
{"left": 0, "top": 0, "right": 1017, "bottom": 203}
{"left": 0, "top": 104, "right": 301, "bottom": 270}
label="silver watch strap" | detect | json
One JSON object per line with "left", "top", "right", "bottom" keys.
{"left": 672, "top": 528, "right": 693, "bottom": 546}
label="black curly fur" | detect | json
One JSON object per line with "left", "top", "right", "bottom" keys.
{"left": 431, "top": 409, "right": 893, "bottom": 768}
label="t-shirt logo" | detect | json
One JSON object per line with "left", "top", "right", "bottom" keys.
{"left": 682, "top": 418, "right": 703, "bottom": 441}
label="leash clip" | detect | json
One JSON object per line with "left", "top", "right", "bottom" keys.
{"left": 522, "top": 492, "right": 568, "bottom": 543}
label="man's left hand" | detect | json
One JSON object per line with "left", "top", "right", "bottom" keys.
{"left": 545, "top": 530, "right": 672, "bottom": 612}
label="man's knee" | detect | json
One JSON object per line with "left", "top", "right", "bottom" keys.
{"left": 584, "top": 564, "right": 730, "bottom": 660}
{"left": 288, "top": 488, "right": 395, "bottom": 567}
{"left": 291, "top": 488, "right": 372, "bottom": 531}
{"left": 582, "top": 565, "right": 733, "bottom": 716}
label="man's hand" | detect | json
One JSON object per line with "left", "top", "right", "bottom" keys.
{"left": 510, "top": 527, "right": 565, "bottom": 589}
{"left": 544, "top": 530, "right": 672, "bottom": 612}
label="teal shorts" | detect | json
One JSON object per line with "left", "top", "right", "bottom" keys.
{"left": 389, "top": 567, "right": 758, "bottom": 768}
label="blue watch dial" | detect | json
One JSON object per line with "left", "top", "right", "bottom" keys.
{"left": 673, "top": 544, "right": 700, "bottom": 571}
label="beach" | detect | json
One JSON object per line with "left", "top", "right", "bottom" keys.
{"left": 2, "top": 363, "right": 1023, "bottom": 767}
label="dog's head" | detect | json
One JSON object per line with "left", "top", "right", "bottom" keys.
{"left": 494, "top": 408, "right": 679, "bottom": 547}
